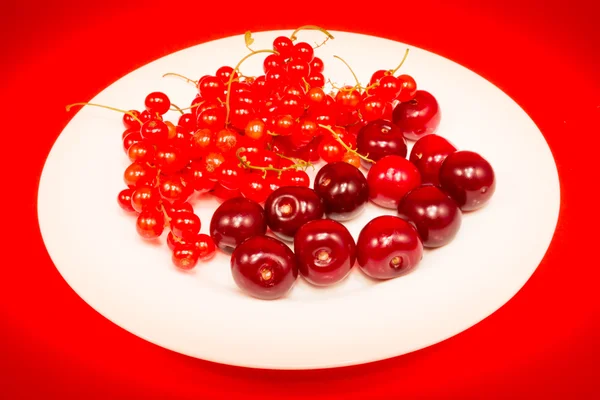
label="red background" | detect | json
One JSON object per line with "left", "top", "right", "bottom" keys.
{"left": 2, "top": 0, "right": 599, "bottom": 398}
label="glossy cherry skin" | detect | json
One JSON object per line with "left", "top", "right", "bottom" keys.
{"left": 313, "top": 162, "right": 369, "bottom": 221}
{"left": 356, "top": 215, "right": 423, "bottom": 280}
{"left": 409, "top": 134, "right": 457, "bottom": 186}
{"left": 264, "top": 186, "right": 324, "bottom": 242}
{"left": 438, "top": 151, "right": 496, "bottom": 211}
{"left": 294, "top": 219, "right": 356, "bottom": 286}
{"left": 397, "top": 185, "right": 462, "bottom": 247}
{"left": 366, "top": 155, "right": 422, "bottom": 209}
{"left": 230, "top": 235, "right": 298, "bottom": 300}
{"left": 392, "top": 90, "right": 441, "bottom": 141}
{"left": 357, "top": 119, "right": 407, "bottom": 168}
{"left": 209, "top": 197, "right": 267, "bottom": 252}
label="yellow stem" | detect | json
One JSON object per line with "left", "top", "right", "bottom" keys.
{"left": 290, "top": 25, "right": 335, "bottom": 41}
{"left": 318, "top": 124, "right": 374, "bottom": 163}
{"left": 65, "top": 103, "right": 143, "bottom": 125}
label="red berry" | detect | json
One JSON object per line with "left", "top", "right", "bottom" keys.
{"left": 140, "top": 120, "right": 169, "bottom": 144}
{"left": 314, "top": 162, "right": 368, "bottom": 221}
{"left": 215, "top": 159, "right": 245, "bottom": 191}
{"left": 170, "top": 211, "right": 201, "bottom": 241}
{"left": 366, "top": 155, "right": 421, "bottom": 209}
{"left": 211, "top": 183, "right": 242, "bottom": 203}
{"left": 123, "top": 110, "right": 141, "bottom": 130}
{"left": 122, "top": 130, "right": 142, "bottom": 153}
{"left": 155, "top": 145, "right": 189, "bottom": 175}
{"left": 392, "top": 90, "right": 441, "bottom": 141}
{"left": 264, "top": 186, "right": 324, "bottom": 241}
{"left": 215, "top": 66, "right": 238, "bottom": 83}
{"left": 409, "top": 134, "right": 457, "bottom": 186}
{"left": 356, "top": 215, "right": 423, "bottom": 280}
{"left": 273, "top": 36, "right": 294, "bottom": 59}
{"left": 263, "top": 54, "right": 284, "bottom": 73}
{"left": 123, "top": 162, "right": 157, "bottom": 188}
{"left": 292, "top": 42, "right": 314, "bottom": 63}
{"left": 127, "top": 141, "right": 156, "bottom": 164}
{"left": 195, "top": 234, "right": 216, "bottom": 261}
{"left": 356, "top": 119, "right": 408, "bottom": 166}
{"left": 397, "top": 74, "right": 418, "bottom": 102}
{"left": 186, "top": 161, "right": 216, "bottom": 193}
{"left": 307, "top": 72, "right": 325, "bottom": 88}
{"left": 377, "top": 75, "right": 402, "bottom": 102}
{"left": 358, "top": 95, "right": 386, "bottom": 122}
{"left": 318, "top": 136, "right": 344, "bottom": 163}
{"left": 131, "top": 186, "right": 160, "bottom": 213}
{"left": 199, "top": 76, "right": 225, "bottom": 101}
{"left": 158, "top": 174, "right": 192, "bottom": 203}
{"left": 210, "top": 197, "right": 267, "bottom": 252}
{"left": 310, "top": 57, "right": 324, "bottom": 74}
{"left": 117, "top": 188, "right": 136, "bottom": 213}
{"left": 280, "top": 169, "right": 310, "bottom": 187}
{"left": 145, "top": 92, "right": 171, "bottom": 115}
{"left": 172, "top": 244, "right": 200, "bottom": 270}
{"left": 136, "top": 209, "right": 165, "bottom": 240}
{"left": 215, "top": 128, "right": 240, "bottom": 153}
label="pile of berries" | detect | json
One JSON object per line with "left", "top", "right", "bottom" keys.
{"left": 68, "top": 26, "right": 496, "bottom": 300}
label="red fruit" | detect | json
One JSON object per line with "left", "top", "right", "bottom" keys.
{"left": 190, "top": 129, "right": 214, "bottom": 159}
{"left": 398, "top": 185, "right": 462, "bottom": 248}
{"left": 145, "top": 92, "right": 171, "bottom": 115}
{"left": 392, "top": 90, "right": 441, "bottom": 141}
{"left": 123, "top": 110, "right": 141, "bottom": 130}
{"left": 122, "top": 130, "right": 142, "bottom": 153}
{"left": 230, "top": 235, "right": 298, "bottom": 300}
{"left": 140, "top": 120, "right": 169, "bottom": 144}
{"left": 264, "top": 186, "right": 324, "bottom": 241}
{"left": 310, "top": 57, "right": 324, "bottom": 74}
{"left": 280, "top": 169, "right": 310, "bottom": 187}
{"left": 215, "top": 128, "right": 240, "bottom": 154}
{"left": 136, "top": 209, "right": 165, "bottom": 240}
{"left": 172, "top": 244, "right": 200, "bottom": 270}
{"left": 377, "top": 75, "right": 402, "bottom": 102}
{"left": 158, "top": 174, "right": 192, "bottom": 203}
{"left": 186, "top": 160, "right": 216, "bottom": 193}
{"left": 241, "top": 173, "right": 272, "bottom": 204}
{"left": 123, "top": 162, "right": 157, "bottom": 188}
{"left": 357, "top": 119, "right": 407, "bottom": 167}
{"left": 357, "top": 215, "right": 423, "bottom": 280}
{"left": 195, "top": 234, "right": 216, "bottom": 261}
{"left": 170, "top": 211, "right": 201, "bottom": 241}
{"left": 307, "top": 72, "right": 325, "bottom": 88}
{"left": 215, "top": 159, "right": 245, "bottom": 191}
{"left": 294, "top": 219, "right": 356, "bottom": 286}
{"left": 199, "top": 76, "right": 225, "bottom": 101}
{"left": 215, "top": 65, "right": 238, "bottom": 83}
{"left": 314, "top": 162, "right": 369, "bottom": 221}
{"left": 273, "top": 36, "right": 294, "bottom": 59}
{"left": 117, "top": 188, "right": 136, "bottom": 213}
{"left": 438, "top": 151, "right": 496, "bottom": 211}
{"left": 131, "top": 186, "right": 160, "bottom": 213}
{"left": 397, "top": 74, "right": 418, "bottom": 102}
{"left": 409, "top": 134, "right": 457, "bottom": 186}
{"left": 292, "top": 42, "right": 314, "bottom": 62}
{"left": 359, "top": 95, "right": 386, "bottom": 122}
{"left": 211, "top": 183, "right": 242, "bottom": 203}
{"left": 127, "top": 141, "right": 156, "bottom": 164}
{"left": 210, "top": 197, "right": 267, "bottom": 252}
{"left": 155, "top": 145, "right": 188, "bottom": 174}
{"left": 318, "top": 136, "right": 344, "bottom": 163}
{"left": 366, "top": 155, "right": 421, "bottom": 209}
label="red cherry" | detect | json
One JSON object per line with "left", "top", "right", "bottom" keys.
{"left": 438, "top": 151, "right": 496, "bottom": 211}
{"left": 409, "top": 134, "right": 457, "bottom": 186}
{"left": 117, "top": 188, "right": 136, "bottom": 213}
{"left": 264, "top": 186, "right": 324, "bottom": 241}
{"left": 210, "top": 197, "right": 267, "bottom": 252}
{"left": 294, "top": 219, "right": 356, "bottom": 286}
{"left": 357, "top": 215, "right": 423, "bottom": 280}
{"left": 398, "top": 185, "right": 462, "bottom": 248}
{"left": 231, "top": 235, "right": 298, "bottom": 300}
{"left": 314, "top": 162, "right": 369, "bottom": 221}
{"left": 145, "top": 92, "right": 171, "bottom": 115}
{"left": 357, "top": 119, "right": 407, "bottom": 167}
{"left": 392, "top": 90, "right": 441, "bottom": 141}
{"left": 366, "top": 155, "right": 421, "bottom": 209}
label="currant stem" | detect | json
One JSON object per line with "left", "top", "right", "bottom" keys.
{"left": 290, "top": 25, "right": 335, "bottom": 42}
{"left": 236, "top": 148, "right": 307, "bottom": 178}
{"left": 170, "top": 103, "right": 185, "bottom": 115}
{"left": 163, "top": 72, "right": 198, "bottom": 86}
{"left": 318, "top": 124, "right": 375, "bottom": 163}
{"left": 177, "top": 101, "right": 205, "bottom": 112}
{"left": 390, "top": 48, "right": 410, "bottom": 75}
{"left": 159, "top": 201, "right": 172, "bottom": 227}
{"left": 65, "top": 103, "right": 143, "bottom": 124}
{"left": 225, "top": 49, "right": 278, "bottom": 125}
{"left": 275, "top": 152, "right": 314, "bottom": 170}
{"left": 333, "top": 55, "right": 361, "bottom": 90}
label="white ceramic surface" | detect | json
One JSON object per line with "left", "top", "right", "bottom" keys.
{"left": 37, "top": 30, "right": 560, "bottom": 370}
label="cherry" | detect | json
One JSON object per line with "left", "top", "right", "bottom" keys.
{"left": 294, "top": 219, "right": 356, "bottom": 286}
{"left": 170, "top": 211, "right": 201, "bottom": 241}
{"left": 392, "top": 90, "right": 441, "bottom": 141}
{"left": 131, "top": 186, "right": 160, "bottom": 213}
{"left": 409, "top": 134, "right": 457, "bottom": 186}
{"left": 145, "top": 92, "right": 171, "bottom": 116}
{"left": 230, "top": 235, "right": 298, "bottom": 300}
{"left": 210, "top": 196, "right": 267, "bottom": 252}
{"left": 356, "top": 215, "right": 423, "bottom": 280}
{"left": 366, "top": 155, "right": 421, "bottom": 209}
{"left": 172, "top": 244, "right": 200, "bottom": 270}
{"left": 438, "top": 151, "right": 496, "bottom": 211}
{"left": 273, "top": 36, "right": 294, "bottom": 59}
{"left": 264, "top": 186, "right": 324, "bottom": 242}
{"left": 398, "top": 185, "right": 462, "bottom": 247}
{"left": 136, "top": 209, "right": 165, "bottom": 240}
{"left": 117, "top": 188, "right": 136, "bottom": 213}
{"left": 356, "top": 119, "right": 407, "bottom": 167}
{"left": 314, "top": 162, "right": 369, "bottom": 221}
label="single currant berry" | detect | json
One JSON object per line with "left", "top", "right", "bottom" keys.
{"left": 240, "top": 173, "right": 272, "bottom": 204}
{"left": 264, "top": 186, "right": 324, "bottom": 242}
{"left": 392, "top": 90, "right": 441, "bottom": 141}
{"left": 263, "top": 54, "right": 284, "bottom": 73}
{"left": 145, "top": 92, "right": 171, "bottom": 116}
{"left": 273, "top": 36, "right": 294, "bottom": 59}
{"left": 230, "top": 235, "right": 298, "bottom": 300}
{"left": 211, "top": 183, "right": 242, "bottom": 203}
{"left": 292, "top": 42, "right": 314, "bottom": 62}
{"left": 215, "top": 128, "right": 240, "bottom": 154}
{"left": 141, "top": 120, "right": 170, "bottom": 144}
{"left": 438, "top": 150, "right": 496, "bottom": 211}
{"left": 215, "top": 65, "right": 239, "bottom": 83}
{"left": 409, "top": 134, "right": 457, "bottom": 186}
{"left": 123, "top": 110, "right": 141, "bottom": 130}
{"left": 155, "top": 145, "right": 189, "bottom": 175}
{"left": 398, "top": 185, "right": 462, "bottom": 247}
{"left": 172, "top": 244, "right": 200, "bottom": 270}
{"left": 122, "top": 130, "right": 142, "bottom": 153}
{"left": 314, "top": 161, "right": 369, "bottom": 221}
{"left": 310, "top": 57, "right": 324, "bottom": 74}
{"left": 294, "top": 219, "right": 356, "bottom": 287}
{"left": 198, "top": 76, "right": 225, "bottom": 101}
{"left": 215, "top": 159, "right": 245, "bottom": 191}
{"left": 123, "top": 162, "right": 157, "bottom": 188}
{"left": 195, "top": 234, "right": 217, "bottom": 261}
{"left": 127, "top": 141, "right": 156, "bottom": 164}
{"left": 366, "top": 155, "right": 421, "bottom": 209}
{"left": 170, "top": 211, "right": 201, "bottom": 241}
{"left": 245, "top": 119, "right": 267, "bottom": 141}
{"left": 117, "top": 188, "right": 136, "bottom": 213}
{"left": 186, "top": 160, "right": 217, "bottom": 193}
{"left": 130, "top": 186, "right": 160, "bottom": 213}
{"left": 397, "top": 74, "right": 418, "bottom": 102}
{"left": 158, "top": 174, "right": 193, "bottom": 203}
{"left": 210, "top": 196, "right": 267, "bottom": 252}
{"left": 136, "top": 209, "right": 165, "bottom": 240}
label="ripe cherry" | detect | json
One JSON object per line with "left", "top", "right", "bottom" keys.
{"left": 366, "top": 155, "right": 421, "bottom": 209}
{"left": 398, "top": 185, "right": 462, "bottom": 247}
{"left": 392, "top": 90, "right": 441, "bottom": 141}
{"left": 357, "top": 119, "right": 408, "bottom": 167}
{"left": 409, "top": 134, "right": 457, "bottom": 186}
{"left": 438, "top": 151, "right": 496, "bottom": 211}
{"left": 210, "top": 197, "right": 267, "bottom": 252}
{"left": 357, "top": 215, "right": 423, "bottom": 280}
{"left": 294, "top": 219, "right": 356, "bottom": 287}
{"left": 264, "top": 186, "right": 324, "bottom": 241}
{"left": 230, "top": 235, "right": 298, "bottom": 300}
{"left": 314, "top": 162, "right": 369, "bottom": 221}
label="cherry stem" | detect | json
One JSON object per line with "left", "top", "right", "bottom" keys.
{"left": 65, "top": 103, "right": 143, "bottom": 124}
{"left": 236, "top": 147, "right": 307, "bottom": 178}
{"left": 170, "top": 103, "right": 185, "bottom": 115}
{"left": 390, "top": 48, "right": 410, "bottom": 75}
{"left": 225, "top": 49, "right": 278, "bottom": 125}
{"left": 318, "top": 124, "right": 375, "bottom": 163}
{"left": 333, "top": 55, "right": 361, "bottom": 91}
{"left": 290, "top": 25, "right": 335, "bottom": 42}
{"left": 163, "top": 72, "right": 198, "bottom": 86}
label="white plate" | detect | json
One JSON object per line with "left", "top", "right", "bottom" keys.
{"left": 37, "top": 30, "right": 560, "bottom": 370}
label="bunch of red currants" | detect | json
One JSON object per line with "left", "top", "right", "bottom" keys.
{"left": 70, "top": 26, "right": 496, "bottom": 300}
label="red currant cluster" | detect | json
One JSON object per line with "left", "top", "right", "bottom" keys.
{"left": 67, "top": 26, "right": 496, "bottom": 298}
